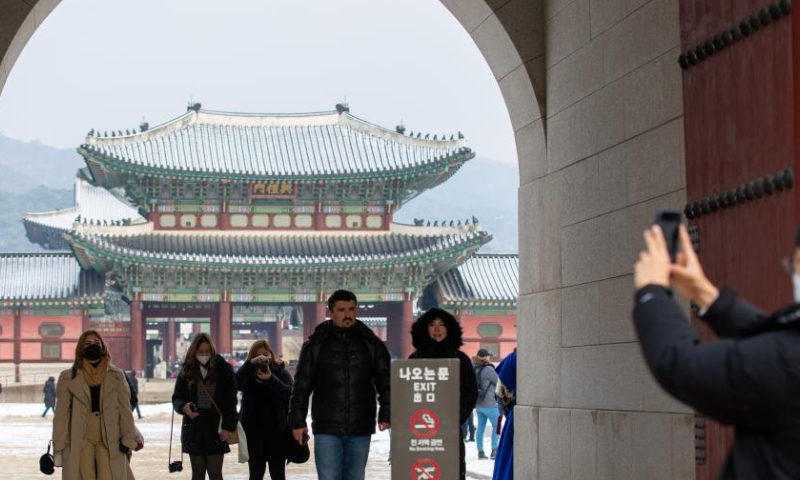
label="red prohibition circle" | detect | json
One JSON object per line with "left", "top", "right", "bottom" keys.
{"left": 411, "top": 458, "right": 440, "bottom": 480}
{"left": 409, "top": 409, "right": 440, "bottom": 439}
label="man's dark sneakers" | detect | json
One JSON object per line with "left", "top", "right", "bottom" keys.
{"left": 478, "top": 452, "right": 488, "bottom": 460}
{"left": 490, "top": 449, "right": 497, "bottom": 460}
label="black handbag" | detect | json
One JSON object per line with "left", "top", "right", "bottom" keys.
{"left": 39, "top": 441, "right": 55, "bottom": 475}
{"left": 285, "top": 427, "right": 310, "bottom": 464}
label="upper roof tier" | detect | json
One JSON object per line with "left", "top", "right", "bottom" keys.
{"left": 80, "top": 107, "right": 474, "bottom": 182}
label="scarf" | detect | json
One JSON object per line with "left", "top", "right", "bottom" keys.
{"left": 82, "top": 355, "right": 110, "bottom": 387}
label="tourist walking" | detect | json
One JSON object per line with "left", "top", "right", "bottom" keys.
{"left": 125, "top": 371, "right": 142, "bottom": 419}
{"left": 42, "top": 376, "right": 56, "bottom": 418}
{"left": 237, "top": 339, "right": 293, "bottom": 480}
{"left": 492, "top": 349, "right": 516, "bottom": 480}
{"left": 409, "top": 307, "right": 478, "bottom": 480}
{"left": 473, "top": 349, "right": 499, "bottom": 459}
{"left": 52, "top": 330, "right": 139, "bottom": 480}
{"left": 172, "top": 333, "right": 238, "bottom": 480}
{"left": 289, "top": 290, "right": 391, "bottom": 480}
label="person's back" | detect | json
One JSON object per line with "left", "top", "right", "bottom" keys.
{"left": 633, "top": 224, "right": 800, "bottom": 479}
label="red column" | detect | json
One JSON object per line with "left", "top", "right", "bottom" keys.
{"left": 81, "top": 309, "right": 90, "bottom": 332}
{"left": 130, "top": 300, "right": 145, "bottom": 375}
{"left": 265, "top": 321, "right": 283, "bottom": 357}
{"left": 165, "top": 319, "right": 176, "bottom": 362}
{"left": 386, "top": 301, "right": 414, "bottom": 359}
{"left": 13, "top": 308, "right": 21, "bottom": 383}
{"left": 217, "top": 301, "right": 232, "bottom": 354}
{"left": 302, "top": 302, "right": 327, "bottom": 340}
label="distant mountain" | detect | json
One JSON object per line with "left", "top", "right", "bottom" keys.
{"left": 395, "top": 157, "right": 519, "bottom": 253}
{"left": 0, "top": 133, "right": 83, "bottom": 193}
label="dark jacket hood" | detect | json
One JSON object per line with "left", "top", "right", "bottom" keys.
{"left": 410, "top": 307, "right": 464, "bottom": 355}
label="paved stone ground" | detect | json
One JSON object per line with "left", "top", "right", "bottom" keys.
{"left": 0, "top": 403, "right": 497, "bottom": 479}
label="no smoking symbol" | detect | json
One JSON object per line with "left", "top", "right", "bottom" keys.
{"left": 410, "top": 409, "right": 439, "bottom": 438}
{"left": 411, "top": 459, "right": 440, "bottom": 480}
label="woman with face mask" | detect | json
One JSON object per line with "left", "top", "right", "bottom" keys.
{"left": 236, "top": 339, "right": 293, "bottom": 480}
{"left": 409, "top": 308, "right": 478, "bottom": 480}
{"left": 52, "top": 330, "right": 139, "bottom": 480}
{"left": 172, "top": 333, "right": 238, "bottom": 480}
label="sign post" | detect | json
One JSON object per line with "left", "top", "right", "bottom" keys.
{"left": 391, "top": 359, "right": 460, "bottom": 480}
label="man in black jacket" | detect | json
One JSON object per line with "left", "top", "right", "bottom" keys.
{"left": 633, "top": 224, "right": 800, "bottom": 480}
{"left": 289, "top": 290, "right": 391, "bottom": 480}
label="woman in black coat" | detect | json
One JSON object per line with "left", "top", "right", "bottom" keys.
{"left": 236, "top": 339, "right": 293, "bottom": 480}
{"left": 172, "top": 333, "right": 238, "bottom": 480}
{"left": 42, "top": 376, "right": 56, "bottom": 417}
{"left": 410, "top": 307, "right": 478, "bottom": 480}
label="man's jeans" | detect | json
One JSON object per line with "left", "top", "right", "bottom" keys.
{"left": 314, "top": 434, "right": 371, "bottom": 480}
{"left": 476, "top": 406, "right": 499, "bottom": 453}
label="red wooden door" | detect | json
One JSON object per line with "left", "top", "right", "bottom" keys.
{"left": 680, "top": 1, "right": 799, "bottom": 478}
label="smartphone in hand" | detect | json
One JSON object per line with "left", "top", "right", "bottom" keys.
{"left": 654, "top": 210, "right": 683, "bottom": 262}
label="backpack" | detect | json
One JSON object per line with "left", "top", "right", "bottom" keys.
{"left": 474, "top": 364, "right": 496, "bottom": 402}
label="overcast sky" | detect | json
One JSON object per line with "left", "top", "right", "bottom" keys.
{"left": 0, "top": 0, "right": 517, "bottom": 165}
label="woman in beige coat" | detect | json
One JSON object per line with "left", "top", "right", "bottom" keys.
{"left": 52, "top": 330, "right": 139, "bottom": 480}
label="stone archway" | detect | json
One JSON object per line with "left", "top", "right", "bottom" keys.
{"left": 0, "top": 1, "right": 693, "bottom": 479}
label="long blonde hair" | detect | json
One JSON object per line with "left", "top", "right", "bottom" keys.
{"left": 245, "top": 339, "right": 283, "bottom": 370}
{"left": 72, "top": 330, "right": 111, "bottom": 371}
{"left": 180, "top": 333, "right": 217, "bottom": 383}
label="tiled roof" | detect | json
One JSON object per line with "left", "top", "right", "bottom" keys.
{"left": 24, "top": 178, "right": 144, "bottom": 232}
{"left": 82, "top": 109, "right": 471, "bottom": 179}
{"left": 435, "top": 253, "right": 518, "bottom": 305}
{"left": 67, "top": 224, "right": 491, "bottom": 269}
{"left": 0, "top": 253, "right": 105, "bottom": 302}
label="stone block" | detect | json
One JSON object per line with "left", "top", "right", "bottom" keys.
{"left": 561, "top": 155, "right": 598, "bottom": 227}
{"left": 596, "top": 144, "right": 627, "bottom": 214}
{"left": 590, "top": 0, "right": 626, "bottom": 38}
{"left": 500, "top": 62, "right": 543, "bottom": 130}
{"left": 0, "top": 59, "right": 8, "bottom": 97}
{"left": 519, "top": 173, "right": 562, "bottom": 294}
{"left": 561, "top": 282, "right": 600, "bottom": 347}
{"left": 32, "top": 0, "right": 61, "bottom": 27}
{"left": 625, "top": 118, "right": 685, "bottom": 205}
{"left": 0, "top": 0, "right": 31, "bottom": 61}
{"left": 626, "top": 0, "right": 652, "bottom": 14}
{"left": 546, "top": 37, "right": 604, "bottom": 118}
{"left": 518, "top": 290, "right": 563, "bottom": 406}
{"left": 547, "top": 80, "right": 625, "bottom": 172}
{"left": 661, "top": 46, "right": 683, "bottom": 122}
{"left": 561, "top": 343, "right": 645, "bottom": 411}
{"left": 606, "top": 206, "right": 634, "bottom": 277}
{"left": 496, "top": 0, "right": 545, "bottom": 62}
{"left": 472, "top": 13, "right": 524, "bottom": 81}
{"left": 640, "top": 354, "right": 693, "bottom": 413}
{"left": 672, "top": 414, "right": 696, "bottom": 480}
{"left": 545, "top": 0, "right": 590, "bottom": 68}
{"left": 631, "top": 413, "right": 674, "bottom": 480}
{"left": 517, "top": 118, "right": 548, "bottom": 186}
{"left": 623, "top": 49, "right": 684, "bottom": 138}
{"left": 597, "top": 411, "right": 633, "bottom": 480}
{"left": 603, "top": 0, "right": 679, "bottom": 83}
{"left": 525, "top": 55, "right": 547, "bottom": 118}
{"left": 598, "top": 275, "right": 637, "bottom": 343}
{"left": 438, "top": 0, "right": 493, "bottom": 33}
{"left": 561, "top": 215, "right": 608, "bottom": 286}
{"left": 539, "top": 408, "right": 572, "bottom": 480}
{"left": 571, "top": 410, "right": 598, "bottom": 480}
{"left": 514, "top": 406, "right": 539, "bottom": 480}
{"left": 486, "top": 0, "right": 514, "bottom": 12}
{"left": 545, "top": 0, "right": 579, "bottom": 20}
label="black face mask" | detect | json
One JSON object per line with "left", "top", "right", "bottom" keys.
{"left": 84, "top": 344, "right": 104, "bottom": 361}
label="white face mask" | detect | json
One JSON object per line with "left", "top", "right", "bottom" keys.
{"left": 792, "top": 274, "right": 800, "bottom": 303}
{"left": 196, "top": 355, "right": 211, "bottom": 366}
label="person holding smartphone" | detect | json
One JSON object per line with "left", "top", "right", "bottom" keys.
{"left": 633, "top": 219, "right": 800, "bottom": 480}
{"left": 172, "top": 333, "right": 238, "bottom": 480}
{"left": 236, "top": 339, "right": 293, "bottom": 480}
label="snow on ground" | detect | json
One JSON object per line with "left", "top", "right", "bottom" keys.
{"left": 0, "top": 403, "right": 497, "bottom": 479}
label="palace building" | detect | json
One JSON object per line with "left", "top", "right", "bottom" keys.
{"left": 3, "top": 105, "right": 517, "bottom": 379}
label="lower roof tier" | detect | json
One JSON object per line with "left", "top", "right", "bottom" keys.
{"left": 0, "top": 253, "right": 106, "bottom": 306}
{"left": 66, "top": 223, "right": 492, "bottom": 271}
{"left": 432, "top": 253, "right": 518, "bottom": 308}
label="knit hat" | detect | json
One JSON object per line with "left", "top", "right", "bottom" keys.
{"left": 477, "top": 348, "right": 491, "bottom": 358}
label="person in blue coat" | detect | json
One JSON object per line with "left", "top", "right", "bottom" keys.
{"left": 492, "top": 349, "right": 516, "bottom": 480}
